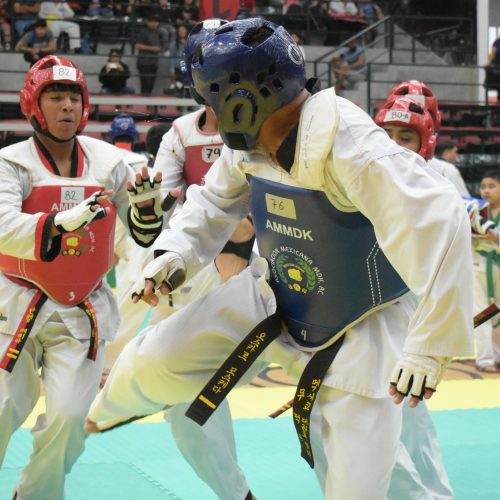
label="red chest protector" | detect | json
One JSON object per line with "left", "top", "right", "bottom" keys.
{"left": 184, "top": 142, "right": 223, "bottom": 187}
{"left": 0, "top": 185, "right": 116, "bottom": 305}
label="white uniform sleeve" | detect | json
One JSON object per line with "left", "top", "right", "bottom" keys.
{"left": 0, "top": 159, "right": 44, "bottom": 259}
{"left": 152, "top": 125, "right": 186, "bottom": 197}
{"left": 329, "top": 99, "right": 473, "bottom": 357}
{"left": 429, "top": 157, "right": 470, "bottom": 197}
{"left": 152, "top": 146, "right": 250, "bottom": 278}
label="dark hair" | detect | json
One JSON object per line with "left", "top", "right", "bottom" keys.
{"left": 146, "top": 124, "right": 171, "bottom": 156}
{"left": 112, "top": 134, "right": 134, "bottom": 144}
{"left": 34, "top": 18, "right": 47, "bottom": 28}
{"left": 43, "top": 83, "right": 83, "bottom": 95}
{"left": 481, "top": 169, "right": 500, "bottom": 182}
{"left": 109, "top": 48, "right": 121, "bottom": 57}
{"left": 435, "top": 140, "right": 457, "bottom": 157}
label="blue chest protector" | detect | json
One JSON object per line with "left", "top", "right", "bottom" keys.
{"left": 249, "top": 175, "right": 409, "bottom": 347}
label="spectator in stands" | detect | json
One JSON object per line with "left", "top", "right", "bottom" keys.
{"left": 484, "top": 37, "right": 500, "bottom": 101}
{"left": 39, "top": 0, "right": 81, "bottom": 53}
{"left": 329, "top": 0, "right": 358, "bottom": 16}
{"left": 0, "top": 0, "right": 11, "bottom": 51}
{"left": 15, "top": 18, "right": 55, "bottom": 65}
{"left": 435, "top": 140, "right": 459, "bottom": 164}
{"left": 358, "top": 0, "right": 382, "bottom": 40}
{"left": 134, "top": 0, "right": 156, "bottom": 19}
{"left": 172, "top": 0, "right": 199, "bottom": 28}
{"left": 153, "top": 0, "right": 176, "bottom": 48}
{"left": 87, "top": 0, "right": 114, "bottom": 17}
{"left": 135, "top": 14, "right": 163, "bottom": 95}
{"left": 113, "top": 0, "right": 134, "bottom": 17}
{"left": 167, "top": 24, "right": 188, "bottom": 96}
{"left": 331, "top": 37, "right": 367, "bottom": 94}
{"left": 99, "top": 48, "right": 134, "bottom": 94}
{"left": 12, "top": 0, "right": 40, "bottom": 36}
{"left": 358, "top": 0, "right": 383, "bottom": 23}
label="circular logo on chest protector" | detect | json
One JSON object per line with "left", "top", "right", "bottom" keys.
{"left": 275, "top": 252, "right": 316, "bottom": 294}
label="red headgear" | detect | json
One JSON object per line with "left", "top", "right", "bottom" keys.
{"left": 20, "top": 55, "right": 89, "bottom": 134}
{"left": 387, "top": 80, "right": 441, "bottom": 131}
{"left": 375, "top": 96, "right": 436, "bottom": 160}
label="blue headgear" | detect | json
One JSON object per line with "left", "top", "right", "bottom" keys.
{"left": 181, "top": 18, "right": 228, "bottom": 104}
{"left": 108, "top": 113, "right": 138, "bottom": 142}
{"left": 190, "top": 18, "right": 306, "bottom": 151}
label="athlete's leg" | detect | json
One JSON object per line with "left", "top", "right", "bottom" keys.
{"left": 87, "top": 259, "right": 274, "bottom": 430}
{"left": 16, "top": 318, "right": 104, "bottom": 499}
{"left": 167, "top": 400, "right": 251, "bottom": 500}
{"left": 0, "top": 335, "right": 41, "bottom": 466}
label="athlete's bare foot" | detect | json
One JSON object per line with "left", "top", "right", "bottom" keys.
{"left": 84, "top": 417, "right": 99, "bottom": 434}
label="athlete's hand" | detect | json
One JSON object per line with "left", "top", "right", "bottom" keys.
{"left": 389, "top": 353, "right": 451, "bottom": 408}
{"left": 127, "top": 167, "right": 163, "bottom": 230}
{"left": 53, "top": 190, "right": 113, "bottom": 233}
{"left": 131, "top": 251, "right": 186, "bottom": 306}
{"left": 464, "top": 198, "right": 495, "bottom": 235}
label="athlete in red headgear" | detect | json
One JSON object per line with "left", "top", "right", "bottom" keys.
{"left": 382, "top": 81, "right": 470, "bottom": 196}
{"left": 387, "top": 79, "right": 442, "bottom": 131}
{"left": 0, "top": 55, "right": 163, "bottom": 499}
{"left": 375, "top": 96, "right": 436, "bottom": 160}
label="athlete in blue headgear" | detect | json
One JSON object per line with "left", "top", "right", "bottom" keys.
{"left": 87, "top": 18, "right": 473, "bottom": 499}
{"left": 108, "top": 113, "right": 139, "bottom": 150}
{"left": 93, "top": 20, "right": 257, "bottom": 500}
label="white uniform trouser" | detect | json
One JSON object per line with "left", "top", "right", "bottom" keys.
{"left": 89, "top": 261, "right": 408, "bottom": 500}
{"left": 309, "top": 399, "right": 453, "bottom": 500}
{"left": 473, "top": 256, "right": 500, "bottom": 368}
{"left": 104, "top": 262, "right": 251, "bottom": 500}
{"left": 389, "top": 402, "right": 453, "bottom": 500}
{"left": 0, "top": 314, "right": 104, "bottom": 500}
{"left": 48, "top": 20, "right": 81, "bottom": 50}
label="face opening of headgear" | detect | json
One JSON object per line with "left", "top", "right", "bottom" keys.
{"left": 374, "top": 96, "right": 436, "bottom": 160}
{"left": 190, "top": 18, "right": 306, "bottom": 151}
{"left": 19, "top": 55, "right": 89, "bottom": 142}
{"left": 387, "top": 80, "right": 442, "bottom": 132}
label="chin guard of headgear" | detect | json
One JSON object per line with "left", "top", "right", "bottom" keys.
{"left": 387, "top": 80, "right": 442, "bottom": 132}
{"left": 20, "top": 55, "right": 89, "bottom": 140}
{"left": 190, "top": 18, "right": 307, "bottom": 151}
{"left": 375, "top": 96, "right": 436, "bottom": 160}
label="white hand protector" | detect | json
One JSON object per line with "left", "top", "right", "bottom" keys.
{"left": 464, "top": 197, "right": 495, "bottom": 235}
{"left": 54, "top": 190, "right": 107, "bottom": 233}
{"left": 127, "top": 175, "right": 163, "bottom": 232}
{"left": 131, "top": 251, "right": 186, "bottom": 300}
{"left": 390, "top": 354, "right": 451, "bottom": 399}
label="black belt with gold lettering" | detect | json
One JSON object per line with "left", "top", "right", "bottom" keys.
{"left": 186, "top": 312, "right": 282, "bottom": 425}
{"left": 292, "top": 335, "right": 344, "bottom": 468}
{"left": 186, "top": 311, "right": 345, "bottom": 468}
{"left": 0, "top": 290, "right": 99, "bottom": 373}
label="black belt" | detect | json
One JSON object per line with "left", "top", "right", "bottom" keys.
{"left": 0, "top": 291, "right": 99, "bottom": 373}
{"left": 186, "top": 312, "right": 282, "bottom": 425}
{"left": 186, "top": 312, "right": 344, "bottom": 467}
{"left": 292, "top": 335, "right": 344, "bottom": 467}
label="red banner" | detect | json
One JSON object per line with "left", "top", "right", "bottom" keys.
{"left": 199, "top": 0, "right": 240, "bottom": 21}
